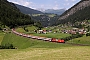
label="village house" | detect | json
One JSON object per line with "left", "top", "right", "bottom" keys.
{"left": 61, "top": 28, "right": 86, "bottom": 34}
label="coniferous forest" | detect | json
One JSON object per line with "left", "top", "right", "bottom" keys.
{"left": 0, "top": 0, "right": 34, "bottom": 28}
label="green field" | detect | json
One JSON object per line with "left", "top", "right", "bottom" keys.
{"left": 31, "top": 14, "right": 43, "bottom": 16}
{"left": 88, "top": 20, "right": 90, "bottom": 22}
{"left": 16, "top": 26, "right": 38, "bottom": 34}
{"left": 0, "top": 46, "right": 90, "bottom": 60}
{"left": 16, "top": 28, "right": 26, "bottom": 33}
{"left": 67, "top": 35, "right": 90, "bottom": 45}
{"left": 1, "top": 33, "right": 71, "bottom": 49}
{"left": 26, "top": 26, "right": 38, "bottom": 31}
{"left": 48, "top": 14, "right": 56, "bottom": 17}
{"left": 33, "top": 33, "right": 71, "bottom": 39}
{"left": 0, "top": 32, "right": 90, "bottom": 60}
{"left": 0, "top": 31, "right": 5, "bottom": 44}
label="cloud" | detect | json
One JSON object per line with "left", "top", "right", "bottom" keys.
{"left": 65, "top": 0, "right": 69, "bottom": 2}
{"left": 65, "top": 0, "right": 76, "bottom": 2}
{"left": 64, "top": 3, "right": 70, "bottom": 6}
{"left": 53, "top": 4, "right": 59, "bottom": 10}
{"left": 8, "top": 0, "right": 80, "bottom": 10}
{"left": 71, "top": 0, "right": 76, "bottom": 2}
{"left": 8, "top": 0, "right": 34, "bottom": 8}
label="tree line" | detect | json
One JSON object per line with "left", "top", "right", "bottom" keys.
{"left": 61, "top": 33, "right": 84, "bottom": 41}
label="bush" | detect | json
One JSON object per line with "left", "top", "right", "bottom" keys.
{"left": 0, "top": 43, "right": 15, "bottom": 49}
{"left": 61, "top": 34, "right": 84, "bottom": 41}
{"left": 86, "top": 33, "right": 90, "bottom": 36}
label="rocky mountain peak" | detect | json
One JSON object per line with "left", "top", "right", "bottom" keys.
{"left": 59, "top": 0, "right": 90, "bottom": 20}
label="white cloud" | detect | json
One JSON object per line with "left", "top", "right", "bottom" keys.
{"left": 65, "top": 0, "right": 69, "bottom": 2}
{"left": 17, "top": 0, "right": 33, "bottom": 7}
{"left": 65, "top": 0, "right": 76, "bottom": 2}
{"left": 41, "top": 5, "right": 44, "bottom": 7}
{"left": 64, "top": 3, "right": 70, "bottom": 6}
{"left": 53, "top": 4, "right": 59, "bottom": 10}
{"left": 71, "top": 0, "right": 76, "bottom": 2}
{"left": 8, "top": 0, "right": 34, "bottom": 9}
{"left": 7, "top": 0, "right": 80, "bottom": 10}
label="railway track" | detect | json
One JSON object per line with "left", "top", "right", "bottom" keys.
{"left": 12, "top": 28, "right": 65, "bottom": 43}
{"left": 12, "top": 28, "right": 90, "bottom": 46}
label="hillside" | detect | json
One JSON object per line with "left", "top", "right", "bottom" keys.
{"left": 58, "top": 0, "right": 90, "bottom": 24}
{"left": 15, "top": 4, "right": 43, "bottom": 14}
{"left": 15, "top": 4, "right": 65, "bottom": 15}
{"left": 1, "top": 33, "right": 71, "bottom": 49}
{"left": 14, "top": 4, "right": 61, "bottom": 26}
{"left": 44, "top": 9, "right": 66, "bottom": 15}
{"left": 31, "top": 14, "right": 59, "bottom": 26}
{"left": 0, "top": 0, "right": 34, "bottom": 28}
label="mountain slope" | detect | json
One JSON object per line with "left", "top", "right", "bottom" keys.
{"left": 44, "top": 9, "right": 66, "bottom": 15}
{"left": 15, "top": 4, "right": 43, "bottom": 14}
{"left": 0, "top": 0, "right": 34, "bottom": 28}
{"left": 58, "top": 0, "right": 90, "bottom": 24}
{"left": 14, "top": 4, "right": 60, "bottom": 26}
{"left": 30, "top": 13, "right": 60, "bottom": 26}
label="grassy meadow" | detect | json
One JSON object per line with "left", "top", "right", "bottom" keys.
{"left": 0, "top": 26, "right": 90, "bottom": 60}
{"left": 67, "top": 35, "right": 90, "bottom": 45}
{"left": 16, "top": 28, "right": 26, "bottom": 33}
{"left": 1, "top": 33, "right": 71, "bottom": 49}
{"left": 0, "top": 31, "right": 5, "bottom": 44}
{"left": 0, "top": 31, "right": 90, "bottom": 60}
{"left": 33, "top": 33, "right": 71, "bottom": 39}
{"left": 16, "top": 26, "right": 37, "bottom": 34}
{"left": 0, "top": 46, "right": 90, "bottom": 60}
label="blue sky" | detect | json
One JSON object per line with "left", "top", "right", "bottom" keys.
{"left": 8, "top": 0, "right": 80, "bottom": 10}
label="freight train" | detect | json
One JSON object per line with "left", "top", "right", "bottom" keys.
{"left": 12, "top": 29, "right": 65, "bottom": 43}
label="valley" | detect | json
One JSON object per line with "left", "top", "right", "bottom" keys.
{"left": 0, "top": 0, "right": 90, "bottom": 60}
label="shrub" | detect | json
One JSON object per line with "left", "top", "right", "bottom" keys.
{"left": 86, "top": 33, "right": 90, "bottom": 36}
{"left": 61, "top": 34, "right": 84, "bottom": 41}
{"left": 0, "top": 43, "right": 15, "bottom": 49}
